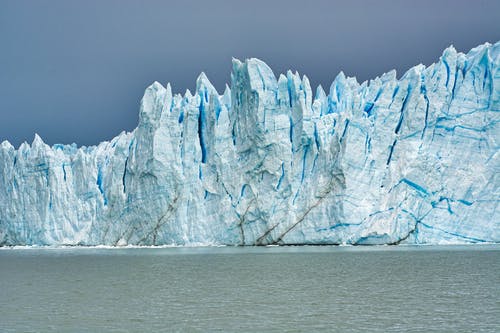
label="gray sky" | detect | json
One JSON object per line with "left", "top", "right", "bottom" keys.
{"left": 1, "top": 0, "right": 499, "bottom": 147}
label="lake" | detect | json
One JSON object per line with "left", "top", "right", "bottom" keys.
{"left": 1, "top": 245, "right": 499, "bottom": 332}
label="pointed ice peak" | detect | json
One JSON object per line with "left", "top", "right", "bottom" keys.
{"left": 401, "top": 64, "right": 425, "bottom": 81}
{"left": 146, "top": 81, "right": 166, "bottom": 93}
{"left": 286, "top": 70, "right": 302, "bottom": 90}
{"left": 143, "top": 81, "right": 171, "bottom": 105}
{"left": 283, "top": 70, "right": 303, "bottom": 108}
{"left": 335, "top": 71, "right": 347, "bottom": 82}
{"left": 380, "top": 69, "right": 397, "bottom": 83}
{"left": 184, "top": 89, "right": 193, "bottom": 99}
{"left": 231, "top": 57, "right": 243, "bottom": 68}
{"left": 414, "top": 63, "right": 426, "bottom": 72}
{"left": 114, "top": 130, "right": 130, "bottom": 142}
{"left": 346, "top": 75, "right": 360, "bottom": 88}
{"left": 440, "top": 45, "right": 458, "bottom": 69}
{"left": 443, "top": 44, "right": 457, "bottom": 56}
{"left": 467, "top": 42, "right": 490, "bottom": 58}
{"left": 465, "top": 41, "right": 496, "bottom": 70}
{"left": 139, "top": 81, "right": 170, "bottom": 126}
{"left": 221, "top": 84, "right": 231, "bottom": 107}
{"left": 172, "top": 92, "right": 183, "bottom": 106}
{"left": 277, "top": 74, "right": 288, "bottom": 91}
{"left": 244, "top": 58, "right": 278, "bottom": 92}
{"left": 0, "top": 140, "right": 13, "bottom": 150}
{"left": 32, "top": 133, "right": 45, "bottom": 148}
{"left": 196, "top": 72, "right": 218, "bottom": 95}
{"left": 18, "top": 141, "right": 30, "bottom": 152}
{"left": 315, "top": 84, "right": 326, "bottom": 101}
{"left": 329, "top": 71, "right": 347, "bottom": 97}
{"left": 302, "top": 74, "right": 311, "bottom": 89}
{"left": 197, "top": 71, "right": 209, "bottom": 83}
{"left": 302, "top": 75, "right": 313, "bottom": 106}
{"left": 312, "top": 84, "right": 327, "bottom": 116}
{"left": 276, "top": 73, "right": 290, "bottom": 105}
{"left": 246, "top": 58, "right": 268, "bottom": 66}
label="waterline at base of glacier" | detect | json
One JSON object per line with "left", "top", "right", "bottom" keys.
{"left": 1, "top": 241, "right": 499, "bottom": 251}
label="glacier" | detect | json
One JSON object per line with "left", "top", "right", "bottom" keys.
{"left": 0, "top": 42, "right": 499, "bottom": 246}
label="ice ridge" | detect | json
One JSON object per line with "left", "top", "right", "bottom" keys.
{"left": 0, "top": 42, "right": 499, "bottom": 246}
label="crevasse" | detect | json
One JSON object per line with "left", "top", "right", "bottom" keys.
{"left": 0, "top": 42, "right": 499, "bottom": 246}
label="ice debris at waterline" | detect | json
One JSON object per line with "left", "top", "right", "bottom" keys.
{"left": 1, "top": 42, "right": 499, "bottom": 246}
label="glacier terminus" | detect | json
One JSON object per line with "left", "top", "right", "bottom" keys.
{"left": 0, "top": 42, "right": 499, "bottom": 246}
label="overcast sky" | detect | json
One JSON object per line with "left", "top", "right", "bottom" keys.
{"left": 1, "top": 0, "right": 499, "bottom": 147}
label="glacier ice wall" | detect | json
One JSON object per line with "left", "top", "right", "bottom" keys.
{"left": 0, "top": 42, "right": 499, "bottom": 246}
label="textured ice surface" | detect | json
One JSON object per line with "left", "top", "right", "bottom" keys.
{"left": 1, "top": 42, "right": 499, "bottom": 246}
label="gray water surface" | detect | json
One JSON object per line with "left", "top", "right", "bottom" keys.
{"left": 1, "top": 245, "right": 499, "bottom": 332}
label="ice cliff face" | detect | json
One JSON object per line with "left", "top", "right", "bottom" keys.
{"left": 1, "top": 42, "right": 499, "bottom": 246}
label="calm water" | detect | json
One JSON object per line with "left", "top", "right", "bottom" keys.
{"left": 0, "top": 245, "right": 499, "bottom": 332}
